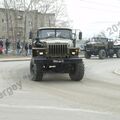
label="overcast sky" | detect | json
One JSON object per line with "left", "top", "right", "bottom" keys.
{"left": 65, "top": 0, "right": 120, "bottom": 38}
{"left": 0, "top": 0, "right": 120, "bottom": 38}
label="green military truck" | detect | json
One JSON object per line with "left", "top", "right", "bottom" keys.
{"left": 30, "top": 27, "right": 84, "bottom": 81}
{"left": 84, "top": 37, "right": 120, "bottom": 59}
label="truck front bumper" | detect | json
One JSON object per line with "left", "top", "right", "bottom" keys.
{"left": 33, "top": 56, "right": 82, "bottom": 65}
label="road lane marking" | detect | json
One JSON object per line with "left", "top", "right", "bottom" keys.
{"left": 113, "top": 69, "right": 120, "bottom": 76}
{"left": 0, "top": 104, "right": 110, "bottom": 115}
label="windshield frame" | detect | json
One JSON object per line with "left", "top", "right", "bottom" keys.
{"left": 37, "top": 28, "right": 72, "bottom": 40}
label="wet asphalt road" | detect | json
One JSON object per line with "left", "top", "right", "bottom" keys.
{"left": 0, "top": 58, "right": 120, "bottom": 120}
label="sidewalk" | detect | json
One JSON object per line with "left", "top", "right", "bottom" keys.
{"left": 0, "top": 55, "right": 31, "bottom": 62}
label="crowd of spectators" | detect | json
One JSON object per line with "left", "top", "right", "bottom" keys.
{"left": 16, "top": 40, "right": 32, "bottom": 56}
{"left": 0, "top": 39, "right": 32, "bottom": 56}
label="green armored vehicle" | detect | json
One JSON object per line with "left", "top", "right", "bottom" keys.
{"left": 84, "top": 37, "right": 120, "bottom": 59}
{"left": 30, "top": 27, "right": 84, "bottom": 81}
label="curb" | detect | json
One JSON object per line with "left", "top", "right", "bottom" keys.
{"left": 0, "top": 58, "right": 31, "bottom": 62}
{"left": 0, "top": 56, "right": 85, "bottom": 62}
{"left": 113, "top": 69, "right": 120, "bottom": 76}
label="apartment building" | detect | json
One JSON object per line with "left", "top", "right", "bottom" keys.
{"left": 0, "top": 8, "right": 55, "bottom": 42}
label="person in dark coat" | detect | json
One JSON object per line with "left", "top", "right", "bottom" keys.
{"left": 28, "top": 43, "right": 32, "bottom": 55}
{"left": 25, "top": 43, "right": 28, "bottom": 56}
{"left": 0, "top": 40, "right": 3, "bottom": 54}
{"left": 0, "top": 40, "right": 3, "bottom": 47}
{"left": 16, "top": 41, "right": 21, "bottom": 55}
{"left": 5, "top": 39, "right": 10, "bottom": 54}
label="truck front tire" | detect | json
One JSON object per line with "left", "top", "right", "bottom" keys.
{"left": 69, "top": 61, "right": 84, "bottom": 81}
{"left": 99, "top": 49, "right": 106, "bottom": 59}
{"left": 30, "top": 60, "right": 43, "bottom": 81}
{"left": 109, "top": 49, "right": 114, "bottom": 58}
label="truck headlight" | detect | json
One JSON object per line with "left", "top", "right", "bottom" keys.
{"left": 69, "top": 48, "right": 80, "bottom": 56}
{"left": 32, "top": 48, "right": 47, "bottom": 57}
{"left": 38, "top": 49, "right": 47, "bottom": 56}
{"left": 72, "top": 52, "right": 76, "bottom": 55}
{"left": 39, "top": 52, "right": 44, "bottom": 55}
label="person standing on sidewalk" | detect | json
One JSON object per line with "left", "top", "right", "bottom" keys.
{"left": 16, "top": 41, "right": 21, "bottom": 55}
{"left": 0, "top": 40, "right": 3, "bottom": 54}
{"left": 25, "top": 43, "right": 28, "bottom": 56}
{"left": 28, "top": 43, "right": 32, "bottom": 55}
{"left": 0, "top": 40, "right": 3, "bottom": 47}
{"left": 5, "top": 39, "right": 10, "bottom": 54}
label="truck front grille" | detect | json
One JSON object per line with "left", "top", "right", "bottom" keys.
{"left": 48, "top": 44, "right": 68, "bottom": 57}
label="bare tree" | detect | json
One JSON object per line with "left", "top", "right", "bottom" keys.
{"left": 31, "top": 0, "right": 70, "bottom": 27}
{"left": 3, "top": 0, "right": 70, "bottom": 46}
{"left": 4, "top": 0, "right": 10, "bottom": 38}
{"left": 3, "top": 0, "right": 34, "bottom": 50}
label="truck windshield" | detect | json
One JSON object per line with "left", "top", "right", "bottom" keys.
{"left": 38, "top": 29, "right": 72, "bottom": 39}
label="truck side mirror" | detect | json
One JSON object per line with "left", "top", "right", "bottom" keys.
{"left": 79, "top": 32, "right": 82, "bottom": 40}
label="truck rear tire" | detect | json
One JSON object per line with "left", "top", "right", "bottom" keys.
{"left": 30, "top": 60, "right": 43, "bottom": 81}
{"left": 85, "top": 52, "right": 91, "bottom": 59}
{"left": 109, "top": 49, "right": 114, "bottom": 58}
{"left": 99, "top": 49, "right": 106, "bottom": 59}
{"left": 69, "top": 61, "right": 84, "bottom": 81}
{"left": 116, "top": 49, "right": 120, "bottom": 58}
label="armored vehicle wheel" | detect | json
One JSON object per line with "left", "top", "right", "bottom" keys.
{"left": 69, "top": 61, "right": 84, "bottom": 81}
{"left": 116, "top": 49, "right": 120, "bottom": 58}
{"left": 99, "top": 49, "right": 106, "bottom": 59}
{"left": 30, "top": 60, "right": 43, "bottom": 81}
{"left": 85, "top": 52, "right": 91, "bottom": 59}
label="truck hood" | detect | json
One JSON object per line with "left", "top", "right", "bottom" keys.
{"left": 40, "top": 38, "right": 73, "bottom": 47}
